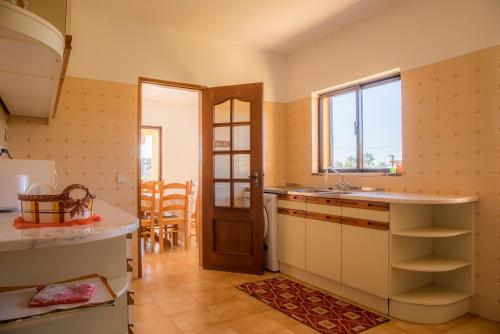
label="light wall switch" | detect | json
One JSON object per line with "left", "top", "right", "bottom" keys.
{"left": 116, "top": 174, "right": 127, "bottom": 183}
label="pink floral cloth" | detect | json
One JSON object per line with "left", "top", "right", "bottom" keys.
{"left": 29, "top": 283, "right": 96, "bottom": 307}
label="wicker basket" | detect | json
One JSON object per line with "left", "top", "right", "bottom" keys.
{"left": 18, "top": 184, "right": 96, "bottom": 224}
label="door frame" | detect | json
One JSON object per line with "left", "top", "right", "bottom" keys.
{"left": 136, "top": 77, "right": 205, "bottom": 278}
{"left": 140, "top": 125, "right": 163, "bottom": 181}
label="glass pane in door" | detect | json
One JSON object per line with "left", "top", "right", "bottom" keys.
{"left": 214, "top": 154, "right": 230, "bottom": 179}
{"left": 214, "top": 127, "right": 230, "bottom": 151}
{"left": 232, "top": 125, "right": 250, "bottom": 150}
{"left": 233, "top": 99, "right": 250, "bottom": 122}
{"left": 233, "top": 154, "right": 250, "bottom": 179}
{"left": 234, "top": 183, "right": 250, "bottom": 208}
{"left": 214, "top": 182, "right": 230, "bottom": 207}
{"left": 214, "top": 99, "right": 231, "bottom": 123}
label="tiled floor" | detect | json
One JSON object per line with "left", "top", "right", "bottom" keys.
{"left": 133, "top": 242, "right": 500, "bottom": 334}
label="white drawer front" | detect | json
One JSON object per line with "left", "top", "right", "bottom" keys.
{"left": 278, "top": 200, "right": 306, "bottom": 211}
{"left": 306, "top": 203, "right": 341, "bottom": 216}
{"left": 342, "top": 207, "right": 389, "bottom": 222}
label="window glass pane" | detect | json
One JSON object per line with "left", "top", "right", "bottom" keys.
{"left": 330, "top": 91, "right": 357, "bottom": 169}
{"left": 233, "top": 99, "right": 250, "bottom": 122}
{"left": 214, "top": 154, "right": 230, "bottom": 179}
{"left": 140, "top": 127, "right": 161, "bottom": 181}
{"left": 214, "top": 100, "right": 230, "bottom": 123}
{"left": 233, "top": 183, "right": 250, "bottom": 208}
{"left": 232, "top": 125, "right": 250, "bottom": 150}
{"left": 233, "top": 154, "right": 250, "bottom": 179}
{"left": 213, "top": 127, "right": 230, "bottom": 151}
{"left": 214, "top": 182, "right": 230, "bottom": 207}
{"left": 362, "top": 79, "right": 402, "bottom": 169}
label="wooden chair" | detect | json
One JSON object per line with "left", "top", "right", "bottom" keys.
{"left": 140, "top": 181, "right": 157, "bottom": 249}
{"left": 157, "top": 181, "right": 190, "bottom": 251}
{"left": 188, "top": 180, "right": 200, "bottom": 241}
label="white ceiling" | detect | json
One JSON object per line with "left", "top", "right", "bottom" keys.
{"left": 142, "top": 83, "right": 199, "bottom": 105}
{"left": 72, "top": 0, "right": 399, "bottom": 55}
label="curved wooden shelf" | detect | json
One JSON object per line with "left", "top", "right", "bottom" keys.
{"left": 392, "top": 226, "right": 470, "bottom": 238}
{"left": 391, "top": 284, "right": 470, "bottom": 306}
{"left": 392, "top": 255, "right": 470, "bottom": 272}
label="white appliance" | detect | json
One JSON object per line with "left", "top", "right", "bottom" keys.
{"left": 263, "top": 192, "right": 279, "bottom": 272}
{"left": 0, "top": 159, "right": 56, "bottom": 211}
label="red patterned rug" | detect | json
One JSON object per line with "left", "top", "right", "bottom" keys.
{"left": 237, "top": 277, "right": 389, "bottom": 333}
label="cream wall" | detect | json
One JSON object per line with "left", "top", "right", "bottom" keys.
{"left": 286, "top": 0, "right": 500, "bottom": 100}
{"left": 284, "top": 46, "right": 500, "bottom": 320}
{"left": 141, "top": 93, "right": 199, "bottom": 185}
{"left": 67, "top": 9, "right": 287, "bottom": 102}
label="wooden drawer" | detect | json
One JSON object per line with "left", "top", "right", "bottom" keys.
{"left": 278, "top": 207, "right": 307, "bottom": 218}
{"left": 341, "top": 199, "right": 389, "bottom": 211}
{"left": 341, "top": 217, "right": 389, "bottom": 231}
{"left": 306, "top": 211, "right": 341, "bottom": 224}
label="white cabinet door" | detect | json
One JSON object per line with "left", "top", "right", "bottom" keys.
{"left": 341, "top": 224, "right": 389, "bottom": 297}
{"left": 306, "top": 218, "right": 341, "bottom": 281}
{"left": 277, "top": 212, "right": 306, "bottom": 270}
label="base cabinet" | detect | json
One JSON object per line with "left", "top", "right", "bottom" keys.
{"left": 341, "top": 224, "right": 389, "bottom": 298}
{"left": 305, "top": 218, "right": 341, "bottom": 282}
{"left": 277, "top": 212, "right": 306, "bottom": 270}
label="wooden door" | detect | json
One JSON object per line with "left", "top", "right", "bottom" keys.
{"left": 201, "top": 83, "right": 264, "bottom": 274}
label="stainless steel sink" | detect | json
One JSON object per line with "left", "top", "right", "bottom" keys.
{"left": 288, "top": 188, "right": 352, "bottom": 196}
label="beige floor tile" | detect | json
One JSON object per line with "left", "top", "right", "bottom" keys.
{"left": 224, "top": 311, "right": 288, "bottom": 333}
{"left": 154, "top": 295, "right": 203, "bottom": 315}
{"left": 441, "top": 316, "right": 500, "bottom": 334}
{"left": 207, "top": 299, "right": 267, "bottom": 321}
{"left": 168, "top": 306, "right": 224, "bottom": 331}
{"left": 134, "top": 301, "right": 165, "bottom": 321}
{"left": 134, "top": 315, "right": 181, "bottom": 334}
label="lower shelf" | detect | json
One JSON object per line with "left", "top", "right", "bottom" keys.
{"left": 391, "top": 284, "right": 470, "bottom": 306}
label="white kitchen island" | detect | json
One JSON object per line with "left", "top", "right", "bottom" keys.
{"left": 0, "top": 200, "right": 138, "bottom": 333}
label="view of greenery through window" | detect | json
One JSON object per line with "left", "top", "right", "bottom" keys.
{"left": 329, "top": 77, "right": 401, "bottom": 171}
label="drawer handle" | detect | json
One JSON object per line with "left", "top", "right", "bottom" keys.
{"left": 326, "top": 199, "right": 330, "bottom": 203}
{"left": 326, "top": 216, "right": 331, "bottom": 219}
{"left": 367, "top": 221, "right": 373, "bottom": 225}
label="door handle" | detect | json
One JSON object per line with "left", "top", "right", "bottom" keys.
{"left": 249, "top": 172, "right": 259, "bottom": 188}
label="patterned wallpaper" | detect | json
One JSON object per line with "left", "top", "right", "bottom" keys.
{"left": 284, "top": 45, "right": 500, "bottom": 320}
{"left": 7, "top": 77, "right": 140, "bottom": 275}
{"left": 5, "top": 76, "right": 286, "bottom": 276}
{"left": 264, "top": 101, "right": 287, "bottom": 186}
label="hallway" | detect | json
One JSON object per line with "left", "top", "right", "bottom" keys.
{"left": 132, "top": 245, "right": 499, "bottom": 334}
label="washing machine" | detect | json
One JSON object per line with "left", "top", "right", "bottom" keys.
{"left": 263, "top": 192, "right": 279, "bottom": 272}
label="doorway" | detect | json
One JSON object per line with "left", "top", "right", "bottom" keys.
{"left": 137, "top": 78, "right": 265, "bottom": 277}
{"left": 137, "top": 78, "right": 204, "bottom": 276}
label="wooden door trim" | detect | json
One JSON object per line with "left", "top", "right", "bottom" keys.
{"left": 137, "top": 77, "right": 204, "bottom": 278}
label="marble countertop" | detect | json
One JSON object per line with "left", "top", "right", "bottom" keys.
{"left": 0, "top": 200, "right": 139, "bottom": 252}
{"left": 264, "top": 186, "right": 479, "bottom": 204}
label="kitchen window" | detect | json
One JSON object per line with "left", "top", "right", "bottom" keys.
{"left": 318, "top": 75, "right": 402, "bottom": 173}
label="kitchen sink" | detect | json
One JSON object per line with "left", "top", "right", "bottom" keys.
{"left": 288, "top": 188, "right": 352, "bottom": 196}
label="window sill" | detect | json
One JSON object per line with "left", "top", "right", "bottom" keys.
{"left": 312, "top": 172, "right": 402, "bottom": 177}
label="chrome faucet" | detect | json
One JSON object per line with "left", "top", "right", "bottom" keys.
{"left": 323, "top": 167, "right": 350, "bottom": 191}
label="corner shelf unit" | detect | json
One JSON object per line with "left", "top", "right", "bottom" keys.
{"left": 389, "top": 202, "right": 474, "bottom": 324}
